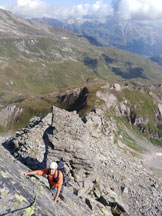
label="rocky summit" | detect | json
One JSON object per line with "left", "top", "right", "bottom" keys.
{"left": 1, "top": 102, "right": 162, "bottom": 216}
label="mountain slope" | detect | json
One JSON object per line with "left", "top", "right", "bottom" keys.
{"left": 0, "top": 8, "right": 61, "bottom": 37}
{"left": 0, "top": 8, "right": 162, "bottom": 132}
{"left": 0, "top": 9, "right": 162, "bottom": 105}
{"left": 150, "top": 55, "right": 162, "bottom": 66}
{"left": 39, "top": 17, "right": 162, "bottom": 56}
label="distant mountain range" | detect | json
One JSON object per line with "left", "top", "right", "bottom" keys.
{"left": 35, "top": 17, "right": 162, "bottom": 57}
{"left": 150, "top": 55, "right": 162, "bottom": 66}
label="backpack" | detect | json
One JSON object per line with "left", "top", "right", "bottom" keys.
{"left": 56, "top": 161, "right": 66, "bottom": 185}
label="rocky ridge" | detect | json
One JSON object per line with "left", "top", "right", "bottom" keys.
{"left": 0, "top": 8, "right": 64, "bottom": 37}
{"left": 3, "top": 104, "right": 162, "bottom": 216}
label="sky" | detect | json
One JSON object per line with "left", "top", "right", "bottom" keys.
{"left": 0, "top": 0, "right": 162, "bottom": 22}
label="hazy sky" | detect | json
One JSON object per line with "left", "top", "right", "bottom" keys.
{"left": 0, "top": 0, "right": 162, "bottom": 21}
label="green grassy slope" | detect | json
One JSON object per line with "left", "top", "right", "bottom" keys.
{"left": 1, "top": 35, "right": 162, "bottom": 104}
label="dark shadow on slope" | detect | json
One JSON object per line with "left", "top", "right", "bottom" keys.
{"left": 42, "top": 126, "right": 55, "bottom": 168}
{"left": 78, "top": 34, "right": 103, "bottom": 47}
{"left": 112, "top": 67, "right": 147, "bottom": 79}
{"left": 124, "top": 61, "right": 134, "bottom": 68}
{"left": 102, "top": 54, "right": 114, "bottom": 66}
{"left": 84, "top": 56, "right": 99, "bottom": 76}
{"left": 84, "top": 56, "right": 98, "bottom": 70}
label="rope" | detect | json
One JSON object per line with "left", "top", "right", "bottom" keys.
{"left": 0, "top": 179, "right": 37, "bottom": 216}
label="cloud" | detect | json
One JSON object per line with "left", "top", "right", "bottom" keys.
{"left": 7, "top": 0, "right": 113, "bottom": 19}
{"left": 0, "top": 4, "right": 7, "bottom": 10}
{"left": 65, "top": 1, "right": 113, "bottom": 19}
{"left": 113, "top": 0, "right": 162, "bottom": 20}
{"left": 11, "top": 0, "right": 50, "bottom": 18}
{"left": 17, "top": 0, "right": 43, "bottom": 8}
{"left": 1, "top": 0, "right": 162, "bottom": 22}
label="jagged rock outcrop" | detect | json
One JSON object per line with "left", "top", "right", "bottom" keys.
{"left": 0, "top": 105, "right": 23, "bottom": 127}
{"left": 57, "top": 87, "right": 88, "bottom": 112}
{"left": 3, "top": 105, "right": 162, "bottom": 216}
{"left": 96, "top": 83, "right": 162, "bottom": 142}
{"left": 110, "top": 83, "right": 121, "bottom": 92}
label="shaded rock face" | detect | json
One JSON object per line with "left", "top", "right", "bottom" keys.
{"left": 57, "top": 87, "right": 88, "bottom": 112}
{"left": 3, "top": 106, "right": 162, "bottom": 216}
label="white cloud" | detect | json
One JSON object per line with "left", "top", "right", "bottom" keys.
{"left": 0, "top": 5, "right": 6, "bottom": 10}
{"left": 1, "top": 0, "right": 162, "bottom": 22}
{"left": 66, "top": 0, "right": 113, "bottom": 19}
{"left": 114, "top": 0, "right": 162, "bottom": 20}
{"left": 7, "top": 0, "right": 113, "bottom": 19}
{"left": 17, "top": 0, "right": 43, "bottom": 8}
{"left": 11, "top": 0, "right": 49, "bottom": 18}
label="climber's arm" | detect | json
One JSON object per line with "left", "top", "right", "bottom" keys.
{"left": 53, "top": 186, "right": 61, "bottom": 203}
{"left": 21, "top": 168, "right": 49, "bottom": 176}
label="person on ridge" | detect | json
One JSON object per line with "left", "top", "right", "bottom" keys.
{"left": 22, "top": 162, "right": 64, "bottom": 203}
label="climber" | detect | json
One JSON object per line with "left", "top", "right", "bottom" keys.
{"left": 21, "top": 162, "right": 64, "bottom": 203}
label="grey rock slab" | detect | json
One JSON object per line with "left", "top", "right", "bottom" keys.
{"left": 0, "top": 145, "right": 92, "bottom": 216}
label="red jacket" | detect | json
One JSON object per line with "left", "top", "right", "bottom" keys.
{"left": 35, "top": 168, "right": 63, "bottom": 190}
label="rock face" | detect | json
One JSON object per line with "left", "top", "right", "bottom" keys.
{"left": 97, "top": 83, "right": 162, "bottom": 142}
{"left": 0, "top": 143, "right": 92, "bottom": 216}
{"left": 0, "top": 105, "right": 23, "bottom": 127}
{"left": 57, "top": 87, "right": 88, "bottom": 112}
{"left": 3, "top": 105, "right": 162, "bottom": 216}
{"left": 158, "top": 104, "right": 162, "bottom": 116}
